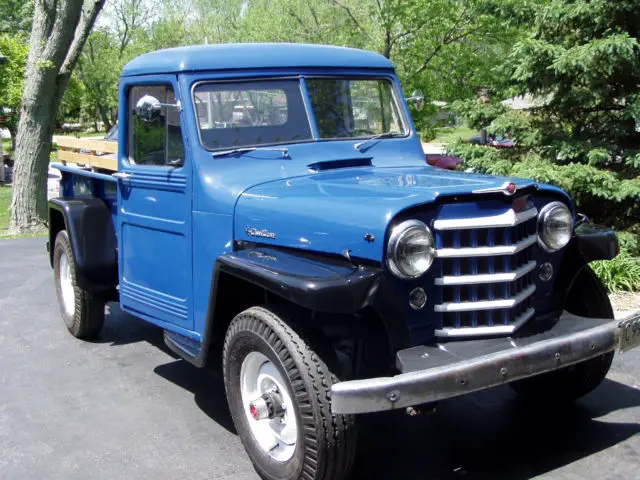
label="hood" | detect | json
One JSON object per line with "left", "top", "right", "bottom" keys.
{"left": 234, "top": 166, "right": 551, "bottom": 261}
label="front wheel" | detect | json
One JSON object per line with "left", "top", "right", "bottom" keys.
{"left": 223, "top": 306, "right": 356, "bottom": 480}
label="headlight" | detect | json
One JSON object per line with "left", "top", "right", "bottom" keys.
{"left": 387, "top": 220, "right": 435, "bottom": 279}
{"left": 538, "top": 201, "right": 573, "bottom": 252}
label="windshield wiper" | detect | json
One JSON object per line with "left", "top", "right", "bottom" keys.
{"left": 354, "top": 132, "right": 404, "bottom": 152}
{"left": 212, "top": 146, "right": 289, "bottom": 158}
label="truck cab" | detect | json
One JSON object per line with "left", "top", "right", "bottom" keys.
{"left": 48, "top": 44, "right": 639, "bottom": 480}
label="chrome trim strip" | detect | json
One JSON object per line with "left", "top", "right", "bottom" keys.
{"left": 433, "top": 207, "right": 537, "bottom": 231}
{"left": 434, "top": 261, "right": 537, "bottom": 286}
{"left": 434, "top": 284, "right": 536, "bottom": 312}
{"left": 434, "top": 308, "right": 535, "bottom": 337}
{"left": 435, "top": 234, "right": 537, "bottom": 258}
{"left": 472, "top": 181, "right": 519, "bottom": 196}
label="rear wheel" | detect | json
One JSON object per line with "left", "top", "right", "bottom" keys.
{"left": 53, "top": 230, "right": 105, "bottom": 339}
{"left": 223, "top": 306, "right": 356, "bottom": 480}
{"left": 510, "top": 266, "right": 614, "bottom": 401}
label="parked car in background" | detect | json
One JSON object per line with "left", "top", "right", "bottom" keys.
{"left": 470, "top": 132, "right": 516, "bottom": 148}
{"left": 425, "top": 153, "right": 463, "bottom": 170}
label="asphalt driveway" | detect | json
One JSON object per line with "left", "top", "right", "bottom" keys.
{"left": 1, "top": 237, "right": 638, "bottom": 480}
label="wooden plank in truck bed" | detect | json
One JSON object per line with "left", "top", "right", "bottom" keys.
{"left": 54, "top": 136, "right": 118, "bottom": 171}
{"left": 57, "top": 150, "right": 118, "bottom": 171}
{"left": 54, "top": 136, "right": 118, "bottom": 153}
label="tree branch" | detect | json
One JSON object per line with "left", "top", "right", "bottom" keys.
{"left": 413, "top": 6, "right": 483, "bottom": 76}
{"left": 329, "top": 0, "right": 372, "bottom": 42}
{"left": 60, "top": 0, "right": 106, "bottom": 77}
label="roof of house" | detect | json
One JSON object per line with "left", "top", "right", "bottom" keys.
{"left": 121, "top": 43, "right": 395, "bottom": 77}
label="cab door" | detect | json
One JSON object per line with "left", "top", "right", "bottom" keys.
{"left": 116, "top": 79, "right": 193, "bottom": 330}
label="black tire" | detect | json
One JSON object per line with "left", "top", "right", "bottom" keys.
{"left": 510, "top": 266, "right": 614, "bottom": 401}
{"left": 53, "top": 230, "right": 105, "bottom": 339}
{"left": 223, "top": 306, "right": 356, "bottom": 480}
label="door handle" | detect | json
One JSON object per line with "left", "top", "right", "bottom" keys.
{"left": 112, "top": 172, "right": 132, "bottom": 181}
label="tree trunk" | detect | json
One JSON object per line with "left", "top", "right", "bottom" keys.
{"left": 9, "top": 0, "right": 106, "bottom": 234}
{"left": 96, "top": 101, "right": 113, "bottom": 132}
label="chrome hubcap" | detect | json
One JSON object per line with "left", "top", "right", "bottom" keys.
{"left": 240, "top": 352, "right": 297, "bottom": 462}
{"left": 59, "top": 252, "right": 75, "bottom": 318}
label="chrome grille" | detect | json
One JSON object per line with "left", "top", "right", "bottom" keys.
{"left": 433, "top": 204, "right": 538, "bottom": 337}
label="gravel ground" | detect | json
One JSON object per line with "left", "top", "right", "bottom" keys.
{"left": 610, "top": 292, "right": 640, "bottom": 318}
{"left": 0, "top": 237, "right": 638, "bottom": 480}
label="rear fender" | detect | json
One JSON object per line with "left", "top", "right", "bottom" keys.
{"left": 48, "top": 198, "right": 117, "bottom": 292}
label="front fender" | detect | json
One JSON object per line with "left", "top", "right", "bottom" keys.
{"left": 216, "top": 246, "right": 381, "bottom": 314}
{"left": 554, "top": 222, "right": 618, "bottom": 312}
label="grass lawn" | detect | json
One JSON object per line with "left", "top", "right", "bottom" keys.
{"left": 0, "top": 185, "right": 11, "bottom": 235}
{"left": 0, "top": 186, "right": 47, "bottom": 239}
{"left": 54, "top": 130, "right": 104, "bottom": 139}
{"left": 2, "top": 138, "right": 12, "bottom": 155}
{"left": 433, "top": 126, "right": 477, "bottom": 145}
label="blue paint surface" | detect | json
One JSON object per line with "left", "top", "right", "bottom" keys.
{"left": 122, "top": 43, "right": 394, "bottom": 77}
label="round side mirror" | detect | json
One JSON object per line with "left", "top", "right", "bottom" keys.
{"left": 135, "top": 95, "right": 162, "bottom": 122}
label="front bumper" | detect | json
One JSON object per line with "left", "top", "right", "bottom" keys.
{"left": 331, "top": 311, "right": 640, "bottom": 414}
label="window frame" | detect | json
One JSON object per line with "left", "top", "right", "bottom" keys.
{"left": 127, "top": 83, "right": 186, "bottom": 168}
{"left": 190, "top": 76, "right": 316, "bottom": 152}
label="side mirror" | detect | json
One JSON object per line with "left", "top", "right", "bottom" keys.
{"left": 406, "top": 89, "right": 425, "bottom": 111}
{"left": 135, "top": 95, "right": 181, "bottom": 122}
{"left": 135, "top": 95, "right": 162, "bottom": 122}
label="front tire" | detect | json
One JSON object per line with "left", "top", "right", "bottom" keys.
{"left": 223, "top": 306, "right": 356, "bottom": 480}
{"left": 510, "top": 266, "right": 614, "bottom": 401}
{"left": 53, "top": 230, "right": 105, "bottom": 339}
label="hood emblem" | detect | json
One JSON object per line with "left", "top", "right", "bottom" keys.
{"left": 473, "top": 181, "right": 518, "bottom": 196}
{"left": 245, "top": 226, "right": 276, "bottom": 239}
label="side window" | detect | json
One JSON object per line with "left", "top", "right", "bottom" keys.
{"left": 129, "top": 85, "right": 185, "bottom": 166}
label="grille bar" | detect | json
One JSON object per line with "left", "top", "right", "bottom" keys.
{"left": 436, "top": 234, "right": 536, "bottom": 258}
{"left": 435, "top": 260, "right": 536, "bottom": 286}
{"left": 434, "top": 308, "right": 535, "bottom": 337}
{"left": 435, "top": 284, "right": 536, "bottom": 312}
{"left": 433, "top": 207, "right": 537, "bottom": 231}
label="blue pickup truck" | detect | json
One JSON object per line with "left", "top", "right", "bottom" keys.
{"left": 48, "top": 43, "right": 639, "bottom": 480}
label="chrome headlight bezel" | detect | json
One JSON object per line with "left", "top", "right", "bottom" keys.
{"left": 537, "top": 201, "right": 574, "bottom": 252}
{"left": 386, "top": 220, "right": 435, "bottom": 279}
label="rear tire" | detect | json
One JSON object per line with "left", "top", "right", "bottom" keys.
{"left": 223, "top": 306, "right": 356, "bottom": 480}
{"left": 53, "top": 230, "right": 105, "bottom": 339}
{"left": 510, "top": 266, "right": 614, "bottom": 401}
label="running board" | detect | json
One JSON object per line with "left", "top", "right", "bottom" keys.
{"left": 163, "top": 331, "right": 205, "bottom": 367}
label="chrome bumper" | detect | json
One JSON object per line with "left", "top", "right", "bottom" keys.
{"left": 331, "top": 311, "right": 640, "bottom": 414}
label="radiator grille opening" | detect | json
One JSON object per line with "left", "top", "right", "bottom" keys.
{"left": 433, "top": 203, "right": 538, "bottom": 337}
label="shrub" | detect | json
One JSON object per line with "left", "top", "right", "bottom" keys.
{"left": 591, "top": 254, "right": 640, "bottom": 293}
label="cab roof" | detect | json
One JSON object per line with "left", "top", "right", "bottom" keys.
{"left": 121, "top": 43, "right": 395, "bottom": 77}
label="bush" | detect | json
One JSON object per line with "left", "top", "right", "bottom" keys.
{"left": 591, "top": 254, "right": 640, "bottom": 293}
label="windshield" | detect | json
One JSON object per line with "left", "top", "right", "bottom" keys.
{"left": 306, "top": 78, "right": 407, "bottom": 139}
{"left": 192, "top": 77, "right": 408, "bottom": 151}
{"left": 193, "top": 80, "right": 313, "bottom": 150}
